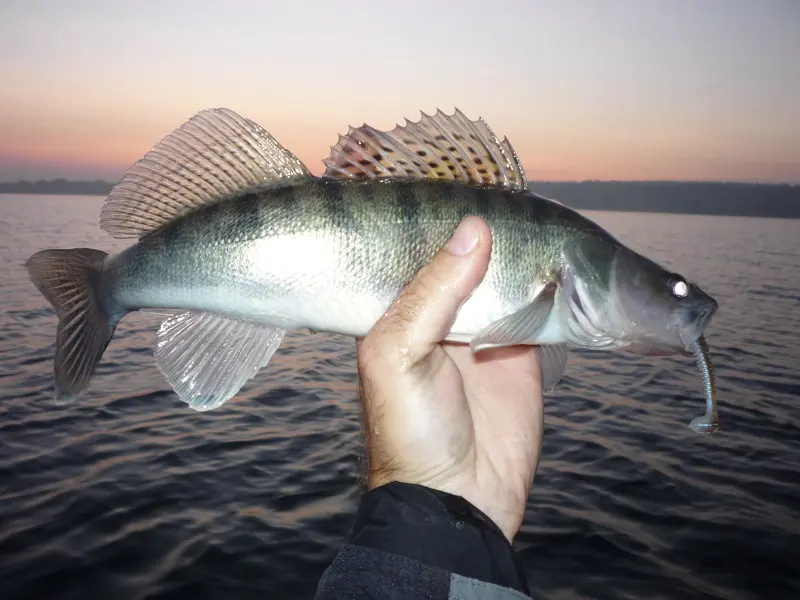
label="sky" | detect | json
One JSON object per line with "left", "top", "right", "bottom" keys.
{"left": 1, "top": 0, "right": 798, "bottom": 183}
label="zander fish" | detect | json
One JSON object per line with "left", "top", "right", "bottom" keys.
{"left": 26, "top": 108, "right": 720, "bottom": 431}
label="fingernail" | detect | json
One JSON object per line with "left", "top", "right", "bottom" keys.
{"left": 445, "top": 218, "right": 480, "bottom": 256}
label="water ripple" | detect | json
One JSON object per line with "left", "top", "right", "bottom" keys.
{"left": 1, "top": 197, "right": 799, "bottom": 598}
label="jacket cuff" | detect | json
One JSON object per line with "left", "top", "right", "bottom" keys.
{"left": 347, "top": 481, "right": 530, "bottom": 595}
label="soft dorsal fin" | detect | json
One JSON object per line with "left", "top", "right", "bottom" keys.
{"left": 100, "top": 108, "right": 311, "bottom": 239}
{"left": 322, "top": 108, "right": 527, "bottom": 191}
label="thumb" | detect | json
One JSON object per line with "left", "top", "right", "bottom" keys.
{"left": 367, "top": 216, "right": 493, "bottom": 368}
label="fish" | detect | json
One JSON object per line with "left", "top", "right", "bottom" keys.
{"left": 25, "top": 107, "right": 720, "bottom": 431}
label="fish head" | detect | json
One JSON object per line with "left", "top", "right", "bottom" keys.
{"left": 562, "top": 235, "right": 718, "bottom": 355}
{"left": 609, "top": 245, "right": 718, "bottom": 355}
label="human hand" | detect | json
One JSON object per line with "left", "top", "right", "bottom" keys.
{"left": 355, "top": 216, "right": 545, "bottom": 542}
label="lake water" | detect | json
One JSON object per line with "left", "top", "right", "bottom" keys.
{"left": 1, "top": 194, "right": 798, "bottom": 599}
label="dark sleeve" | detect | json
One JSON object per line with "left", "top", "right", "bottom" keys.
{"left": 314, "top": 482, "right": 531, "bottom": 599}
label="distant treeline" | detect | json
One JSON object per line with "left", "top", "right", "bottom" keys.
{"left": 2, "top": 178, "right": 799, "bottom": 218}
{"left": 0, "top": 179, "right": 113, "bottom": 196}
{"left": 528, "top": 181, "right": 800, "bottom": 219}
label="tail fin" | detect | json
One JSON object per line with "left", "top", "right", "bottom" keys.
{"left": 25, "top": 248, "right": 118, "bottom": 404}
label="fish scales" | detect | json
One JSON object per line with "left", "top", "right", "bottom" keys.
{"left": 105, "top": 179, "right": 576, "bottom": 337}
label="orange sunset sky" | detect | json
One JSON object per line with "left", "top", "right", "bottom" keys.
{"left": 1, "top": 0, "right": 798, "bottom": 183}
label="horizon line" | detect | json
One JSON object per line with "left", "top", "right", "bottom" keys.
{"left": 1, "top": 177, "right": 798, "bottom": 187}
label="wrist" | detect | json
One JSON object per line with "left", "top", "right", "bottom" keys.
{"left": 348, "top": 482, "right": 531, "bottom": 594}
{"left": 368, "top": 470, "right": 525, "bottom": 543}
{"left": 427, "top": 477, "right": 526, "bottom": 543}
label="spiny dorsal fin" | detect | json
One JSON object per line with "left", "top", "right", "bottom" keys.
{"left": 100, "top": 108, "right": 311, "bottom": 239}
{"left": 322, "top": 108, "right": 527, "bottom": 191}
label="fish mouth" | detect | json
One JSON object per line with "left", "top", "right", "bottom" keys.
{"left": 679, "top": 298, "right": 718, "bottom": 351}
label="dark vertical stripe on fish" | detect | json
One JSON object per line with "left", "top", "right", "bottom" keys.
{"left": 399, "top": 181, "right": 421, "bottom": 228}
{"left": 474, "top": 186, "right": 494, "bottom": 225}
{"left": 239, "top": 189, "right": 269, "bottom": 237}
{"left": 250, "top": 186, "right": 288, "bottom": 236}
{"left": 321, "top": 179, "right": 347, "bottom": 229}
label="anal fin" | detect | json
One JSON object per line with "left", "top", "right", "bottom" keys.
{"left": 154, "top": 311, "right": 285, "bottom": 411}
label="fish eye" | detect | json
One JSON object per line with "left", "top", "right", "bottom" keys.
{"left": 670, "top": 276, "right": 689, "bottom": 299}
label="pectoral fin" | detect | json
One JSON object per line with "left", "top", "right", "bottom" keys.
{"left": 469, "top": 281, "right": 568, "bottom": 391}
{"left": 470, "top": 281, "right": 557, "bottom": 352}
{"left": 154, "top": 311, "right": 285, "bottom": 411}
